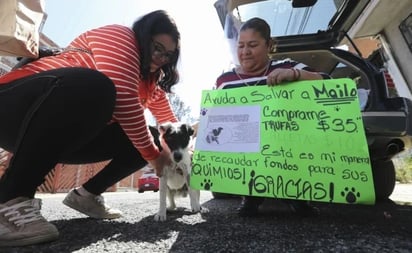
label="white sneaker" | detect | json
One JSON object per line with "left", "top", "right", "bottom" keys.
{"left": 63, "top": 189, "right": 122, "bottom": 219}
{"left": 0, "top": 197, "right": 59, "bottom": 247}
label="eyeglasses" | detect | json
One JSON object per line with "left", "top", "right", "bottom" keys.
{"left": 152, "top": 40, "right": 176, "bottom": 63}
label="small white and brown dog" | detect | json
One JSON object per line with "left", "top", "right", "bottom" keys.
{"left": 151, "top": 122, "right": 207, "bottom": 222}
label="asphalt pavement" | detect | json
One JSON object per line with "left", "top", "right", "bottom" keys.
{"left": 2, "top": 183, "right": 412, "bottom": 253}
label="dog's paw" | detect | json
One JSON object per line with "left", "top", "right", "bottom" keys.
{"left": 190, "top": 202, "right": 202, "bottom": 213}
{"left": 154, "top": 212, "right": 167, "bottom": 222}
{"left": 167, "top": 202, "right": 176, "bottom": 211}
{"left": 200, "top": 206, "right": 209, "bottom": 213}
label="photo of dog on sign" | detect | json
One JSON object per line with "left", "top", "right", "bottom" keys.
{"left": 204, "top": 126, "right": 233, "bottom": 145}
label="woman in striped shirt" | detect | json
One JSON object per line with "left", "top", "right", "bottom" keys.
{"left": 0, "top": 10, "right": 180, "bottom": 246}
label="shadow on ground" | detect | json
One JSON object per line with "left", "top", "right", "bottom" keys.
{"left": 3, "top": 197, "right": 412, "bottom": 253}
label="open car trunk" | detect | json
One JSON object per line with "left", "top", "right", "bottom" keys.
{"left": 213, "top": 0, "right": 412, "bottom": 200}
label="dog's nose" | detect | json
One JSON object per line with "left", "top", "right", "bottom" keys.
{"left": 173, "top": 152, "right": 182, "bottom": 162}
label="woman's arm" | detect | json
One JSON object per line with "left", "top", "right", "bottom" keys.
{"left": 266, "top": 68, "right": 325, "bottom": 86}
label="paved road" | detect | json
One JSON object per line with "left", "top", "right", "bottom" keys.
{"left": 3, "top": 184, "right": 412, "bottom": 253}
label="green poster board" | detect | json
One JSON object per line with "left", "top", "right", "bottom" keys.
{"left": 191, "top": 78, "right": 375, "bottom": 205}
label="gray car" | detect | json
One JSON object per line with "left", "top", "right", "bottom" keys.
{"left": 212, "top": 0, "right": 412, "bottom": 200}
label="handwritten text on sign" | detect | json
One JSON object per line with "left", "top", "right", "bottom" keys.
{"left": 191, "top": 78, "right": 374, "bottom": 205}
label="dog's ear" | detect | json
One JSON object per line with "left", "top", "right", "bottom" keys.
{"left": 148, "top": 125, "right": 162, "bottom": 150}
{"left": 181, "top": 124, "right": 194, "bottom": 136}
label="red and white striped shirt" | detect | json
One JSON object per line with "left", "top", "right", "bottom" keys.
{"left": 0, "top": 24, "right": 177, "bottom": 160}
{"left": 216, "top": 59, "right": 313, "bottom": 89}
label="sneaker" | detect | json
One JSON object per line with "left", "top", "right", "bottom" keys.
{"left": 63, "top": 189, "right": 122, "bottom": 219}
{"left": 284, "top": 200, "right": 320, "bottom": 217}
{"left": 0, "top": 197, "right": 59, "bottom": 247}
{"left": 237, "top": 196, "right": 264, "bottom": 217}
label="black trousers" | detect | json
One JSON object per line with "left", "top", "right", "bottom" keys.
{"left": 0, "top": 67, "right": 146, "bottom": 202}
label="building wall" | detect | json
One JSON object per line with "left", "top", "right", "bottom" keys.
{"left": 384, "top": 10, "right": 412, "bottom": 96}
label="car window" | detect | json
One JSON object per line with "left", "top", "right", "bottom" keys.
{"left": 141, "top": 172, "right": 157, "bottom": 178}
{"left": 225, "top": 0, "right": 344, "bottom": 38}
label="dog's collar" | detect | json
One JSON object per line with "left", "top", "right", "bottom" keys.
{"left": 170, "top": 164, "right": 184, "bottom": 176}
{"left": 176, "top": 167, "right": 184, "bottom": 176}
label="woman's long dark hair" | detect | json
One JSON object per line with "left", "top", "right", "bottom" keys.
{"left": 132, "top": 10, "right": 180, "bottom": 92}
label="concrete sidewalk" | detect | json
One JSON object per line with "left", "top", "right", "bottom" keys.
{"left": 390, "top": 183, "right": 412, "bottom": 203}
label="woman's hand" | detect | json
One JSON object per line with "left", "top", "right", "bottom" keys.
{"left": 191, "top": 121, "right": 199, "bottom": 138}
{"left": 266, "top": 68, "right": 299, "bottom": 86}
{"left": 148, "top": 149, "right": 172, "bottom": 177}
{"left": 266, "top": 68, "right": 323, "bottom": 86}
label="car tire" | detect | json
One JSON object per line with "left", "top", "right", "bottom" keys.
{"left": 371, "top": 159, "right": 396, "bottom": 201}
{"left": 138, "top": 189, "right": 144, "bottom": 193}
